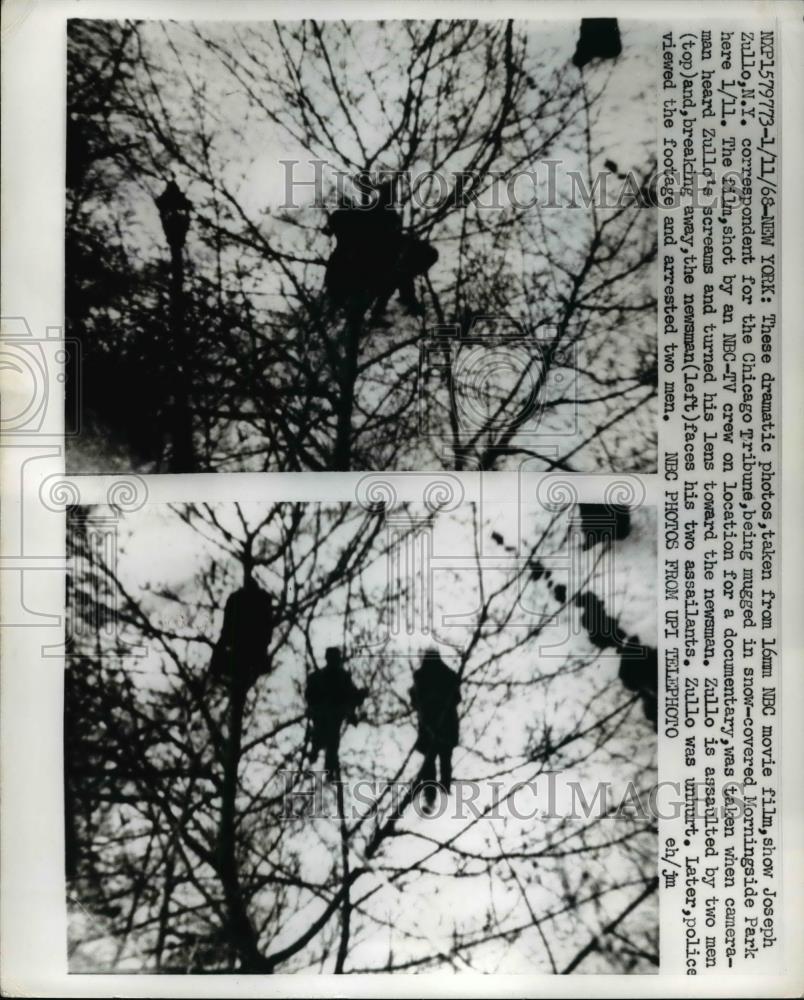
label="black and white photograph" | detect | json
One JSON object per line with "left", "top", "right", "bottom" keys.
{"left": 65, "top": 493, "right": 658, "bottom": 974}
{"left": 5, "top": 0, "right": 804, "bottom": 995}
{"left": 66, "top": 17, "right": 658, "bottom": 474}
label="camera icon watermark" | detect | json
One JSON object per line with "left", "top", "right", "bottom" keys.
{"left": 0, "top": 317, "right": 82, "bottom": 436}
{"left": 418, "top": 316, "right": 578, "bottom": 459}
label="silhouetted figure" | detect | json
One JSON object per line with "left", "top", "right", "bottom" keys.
{"left": 410, "top": 650, "right": 461, "bottom": 812}
{"left": 577, "top": 503, "right": 632, "bottom": 550}
{"left": 572, "top": 18, "right": 622, "bottom": 69}
{"left": 210, "top": 579, "right": 274, "bottom": 692}
{"left": 372, "top": 234, "right": 438, "bottom": 322}
{"left": 305, "top": 647, "right": 366, "bottom": 778}
{"left": 325, "top": 174, "right": 438, "bottom": 323}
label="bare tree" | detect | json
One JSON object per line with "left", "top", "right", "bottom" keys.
{"left": 66, "top": 19, "right": 657, "bottom": 474}
{"left": 66, "top": 499, "right": 658, "bottom": 973}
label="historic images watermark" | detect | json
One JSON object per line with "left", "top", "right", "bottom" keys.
{"left": 278, "top": 159, "right": 757, "bottom": 213}
{"left": 279, "top": 158, "right": 658, "bottom": 211}
{"left": 279, "top": 769, "right": 747, "bottom": 823}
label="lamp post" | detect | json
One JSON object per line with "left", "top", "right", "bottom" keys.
{"left": 155, "top": 178, "right": 195, "bottom": 472}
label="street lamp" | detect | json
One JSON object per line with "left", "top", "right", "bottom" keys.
{"left": 156, "top": 177, "right": 192, "bottom": 254}
{"left": 155, "top": 176, "right": 194, "bottom": 472}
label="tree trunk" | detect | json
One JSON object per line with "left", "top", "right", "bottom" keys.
{"left": 168, "top": 243, "right": 195, "bottom": 472}
{"left": 332, "top": 315, "right": 361, "bottom": 471}
{"left": 216, "top": 683, "right": 272, "bottom": 972}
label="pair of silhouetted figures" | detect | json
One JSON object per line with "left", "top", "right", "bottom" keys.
{"left": 324, "top": 175, "right": 438, "bottom": 325}
{"left": 304, "top": 646, "right": 461, "bottom": 813}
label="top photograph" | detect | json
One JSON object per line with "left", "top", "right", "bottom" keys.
{"left": 65, "top": 17, "right": 658, "bottom": 474}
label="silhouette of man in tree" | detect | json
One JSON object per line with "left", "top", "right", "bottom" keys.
{"left": 305, "top": 647, "right": 366, "bottom": 778}
{"left": 410, "top": 649, "right": 461, "bottom": 812}
{"left": 210, "top": 578, "right": 274, "bottom": 693}
{"left": 325, "top": 173, "right": 438, "bottom": 324}
{"left": 572, "top": 18, "right": 622, "bottom": 69}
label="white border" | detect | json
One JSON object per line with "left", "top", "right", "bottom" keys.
{"left": 1, "top": 1, "right": 802, "bottom": 996}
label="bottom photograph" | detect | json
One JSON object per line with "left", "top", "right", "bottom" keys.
{"left": 65, "top": 495, "right": 659, "bottom": 974}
